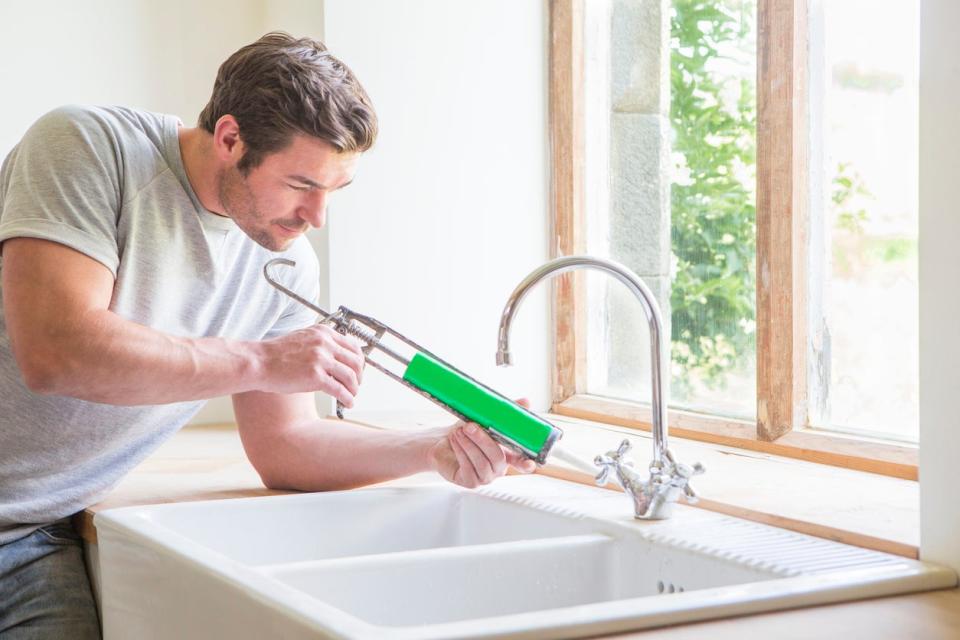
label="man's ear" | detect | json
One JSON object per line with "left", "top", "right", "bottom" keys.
{"left": 212, "top": 114, "right": 245, "bottom": 163}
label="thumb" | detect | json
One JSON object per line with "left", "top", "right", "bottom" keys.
{"left": 505, "top": 448, "right": 537, "bottom": 474}
{"left": 515, "top": 397, "right": 531, "bottom": 409}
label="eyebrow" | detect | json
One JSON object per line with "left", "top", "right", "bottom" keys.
{"left": 286, "top": 174, "right": 353, "bottom": 190}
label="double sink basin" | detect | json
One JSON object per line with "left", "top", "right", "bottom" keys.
{"left": 94, "top": 475, "right": 957, "bottom": 639}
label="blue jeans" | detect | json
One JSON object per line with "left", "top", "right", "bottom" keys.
{"left": 0, "top": 518, "right": 100, "bottom": 639}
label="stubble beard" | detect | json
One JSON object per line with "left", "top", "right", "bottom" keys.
{"left": 218, "top": 167, "right": 288, "bottom": 252}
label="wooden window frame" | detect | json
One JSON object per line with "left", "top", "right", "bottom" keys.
{"left": 547, "top": 0, "right": 918, "bottom": 481}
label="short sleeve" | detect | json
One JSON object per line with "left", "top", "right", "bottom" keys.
{"left": 0, "top": 106, "right": 122, "bottom": 276}
{"left": 262, "top": 240, "right": 323, "bottom": 339}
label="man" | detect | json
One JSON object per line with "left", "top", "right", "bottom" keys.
{"left": 0, "top": 32, "right": 534, "bottom": 637}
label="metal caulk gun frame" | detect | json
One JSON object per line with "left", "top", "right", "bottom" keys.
{"left": 263, "top": 257, "right": 549, "bottom": 462}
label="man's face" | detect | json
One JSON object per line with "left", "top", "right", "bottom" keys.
{"left": 218, "top": 135, "right": 359, "bottom": 252}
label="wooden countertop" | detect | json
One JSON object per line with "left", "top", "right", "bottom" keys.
{"left": 82, "top": 423, "right": 960, "bottom": 639}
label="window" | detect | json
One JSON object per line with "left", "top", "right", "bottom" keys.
{"left": 807, "top": 0, "right": 920, "bottom": 442}
{"left": 548, "top": 0, "right": 918, "bottom": 478}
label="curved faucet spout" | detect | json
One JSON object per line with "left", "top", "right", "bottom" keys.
{"left": 496, "top": 255, "right": 669, "bottom": 464}
{"left": 497, "top": 255, "right": 704, "bottom": 520}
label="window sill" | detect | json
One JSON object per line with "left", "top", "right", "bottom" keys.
{"left": 555, "top": 394, "right": 918, "bottom": 480}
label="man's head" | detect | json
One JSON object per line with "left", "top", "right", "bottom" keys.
{"left": 198, "top": 32, "right": 377, "bottom": 250}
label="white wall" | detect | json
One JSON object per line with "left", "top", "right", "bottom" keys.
{"left": 0, "top": 1, "right": 268, "bottom": 156}
{"left": 919, "top": 0, "right": 960, "bottom": 571}
{"left": 322, "top": 0, "right": 552, "bottom": 418}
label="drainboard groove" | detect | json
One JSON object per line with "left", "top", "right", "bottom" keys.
{"left": 477, "top": 490, "right": 588, "bottom": 521}
{"left": 744, "top": 551, "right": 871, "bottom": 571}
{"left": 798, "top": 556, "right": 907, "bottom": 574}
{"left": 771, "top": 547, "right": 874, "bottom": 563}
{"left": 714, "top": 540, "right": 836, "bottom": 560}
{"left": 687, "top": 535, "right": 812, "bottom": 551}
{"left": 684, "top": 529, "right": 782, "bottom": 545}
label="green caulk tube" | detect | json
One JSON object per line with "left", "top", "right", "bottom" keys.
{"left": 401, "top": 352, "right": 562, "bottom": 465}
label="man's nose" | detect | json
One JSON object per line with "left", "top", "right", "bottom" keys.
{"left": 299, "top": 190, "right": 328, "bottom": 228}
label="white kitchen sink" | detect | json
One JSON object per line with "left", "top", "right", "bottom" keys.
{"left": 94, "top": 475, "right": 956, "bottom": 639}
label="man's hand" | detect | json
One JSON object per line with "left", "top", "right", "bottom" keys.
{"left": 426, "top": 398, "right": 538, "bottom": 489}
{"left": 256, "top": 324, "right": 366, "bottom": 407}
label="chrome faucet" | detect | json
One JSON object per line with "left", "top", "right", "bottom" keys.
{"left": 495, "top": 255, "right": 704, "bottom": 519}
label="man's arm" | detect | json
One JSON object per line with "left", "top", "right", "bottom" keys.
{"left": 234, "top": 389, "right": 537, "bottom": 491}
{"left": 1, "top": 238, "right": 364, "bottom": 406}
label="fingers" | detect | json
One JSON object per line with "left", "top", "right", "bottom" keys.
{"left": 450, "top": 424, "right": 510, "bottom": 488}
{"left": 449, "top": 399, "right": 539, "bottom": 488}
{"left": 322, "top": 359, "right": 360, "bottom": 407}
{"left": 262, "top": 323, "right": 369, "bottom": 401}
{"left": 333, "top": 347, "right": 365, "bottom": 385}
{"left": 305, "top": 325, "right": 365, "bottom": 403}
{"left": 448, "top": 431, "right": 477, "bottom": 487}
{"left": 465, "top": 424, "right": 509, "bottom": 476}
{"left": 328, "top": 329, "right": 365, "bottom": 382}
{"left": 319, "top": 326, "right": 364, "bottom": 383}
{"left": 452, "top": 427, "right": 494, "bottom": 486}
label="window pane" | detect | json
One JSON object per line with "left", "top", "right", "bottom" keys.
{"left": 808, "top": 0, "right": 920, "bottom": 442}
{"left": 582, "top": 0, "right": 757, "bottom": 420}
{"left": 669, "top": 0, "right": 756, "bottom": 418}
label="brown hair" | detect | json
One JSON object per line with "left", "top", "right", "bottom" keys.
{"left": 198, "top": 32, "right": 377, "bottom": 174}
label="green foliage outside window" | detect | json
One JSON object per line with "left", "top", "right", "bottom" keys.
{"left": 670, "top": 0, "right": 757, "bottom": 392}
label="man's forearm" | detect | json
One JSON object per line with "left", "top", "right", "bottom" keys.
{"left": 246, "top": 418, "right": 440, "bottom": 492}
{"left": 26, "top": 308, "right": 263, "bottom": 405}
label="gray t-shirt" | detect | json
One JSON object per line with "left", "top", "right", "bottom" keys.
{"left": 0, "top": 105, "right": 319, "bottom": 544}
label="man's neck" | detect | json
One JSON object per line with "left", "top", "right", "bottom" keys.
{"left": 177, "top": 126, "right": 227, "bottom": 216}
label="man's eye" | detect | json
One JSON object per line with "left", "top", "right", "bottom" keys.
{"left": 288, "top": 184, "right": 310, "bottom": 192}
